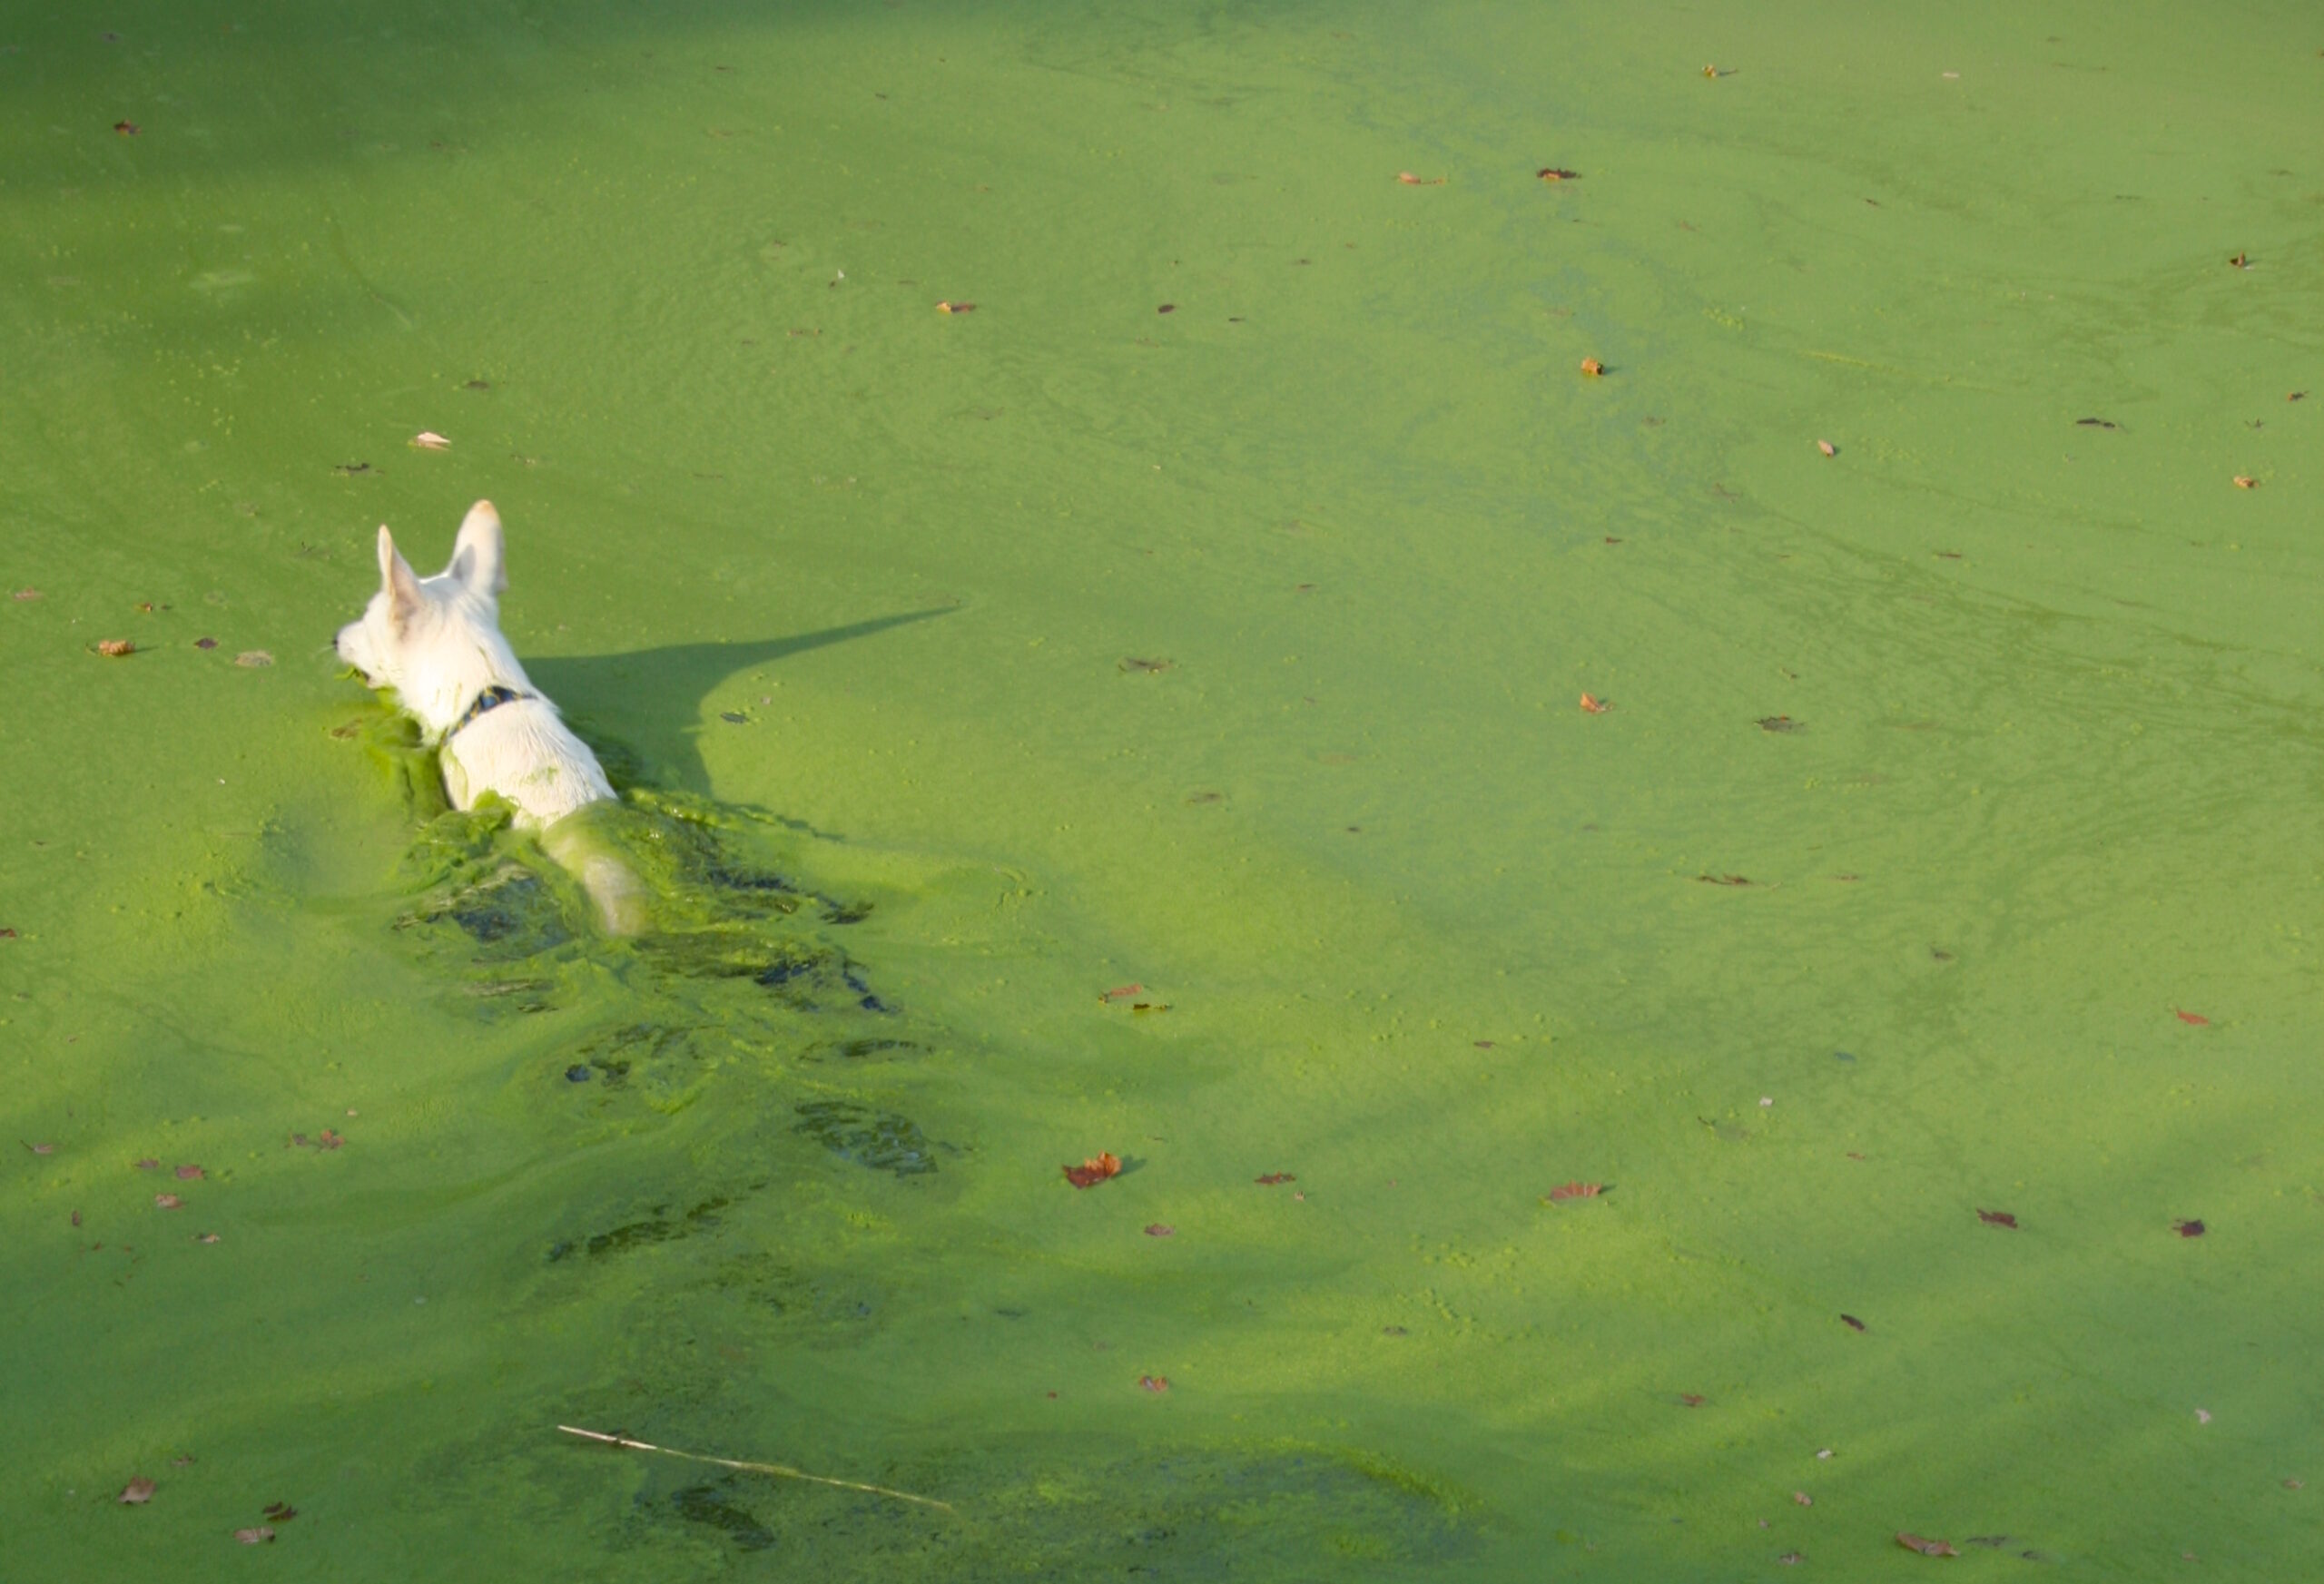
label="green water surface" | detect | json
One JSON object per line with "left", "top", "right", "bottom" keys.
{"left": 4, "top": 2, "right": 2320, "bottom": 1577}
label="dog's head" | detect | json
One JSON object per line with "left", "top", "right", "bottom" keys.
{"left": 336, "top": 500, "right": 522, "bottom": 728}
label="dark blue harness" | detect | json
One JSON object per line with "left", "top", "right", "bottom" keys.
{"left": 444, "top": 684, "right": 531, "bottom": 744}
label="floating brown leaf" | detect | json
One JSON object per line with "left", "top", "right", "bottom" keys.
{"left": 1255, "top": 1172, "right": 1295, "bottom": 1186}
{"left": 1896, "top": 1532, "right": 1958, "bottom": 1558}
{"left": 118, "top": 1478, "right": 155, "bottom": 1504}
{"left": 1544, "top": 1181, "right": 1602, "bottom": 1203}
{"left": 1063, "top": 1152, "right": 1122, "bottom": 1189}
{"left": 2173, "top": 1218, "right": 2206, "bottom": 1238}
{"left": 1976, "top": 1209, "right": 2018, "bottom": 1228}
{"left": 1580, "top": 693, "right": 1610, "bottom": 713}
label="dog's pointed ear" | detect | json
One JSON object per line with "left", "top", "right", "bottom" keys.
{"left": 377, "top": 524, "right": 423, "bottom": 627}
{"left": 448, "top": 499, "right": 507, "bottom": 597}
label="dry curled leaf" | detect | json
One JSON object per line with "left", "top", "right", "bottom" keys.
{"left": 1701, "top": 63, "right": 1718, "bottom": 77}
{"left": 2233, "top": 475, "right": 2259, "bottom": 489}
{"left": 1544, "top": 1181, "right": 1602, "bottom": 1203}
{"left": 95, "top": 638, "right": 135, "bottom": 657}
{"left": 233, "top": 1527, "right": 276, "bottom": 1545}
{"left": 1063, "top": 1151, "right": 1122, "bottom": 1189}
{"left": 1817, "top": 438, "right": 1836, "bottom": 457}
{"left": 118, "top": 1478, "right": 155, "bottom": 1504}
{"left": 1580, "top": 693, "right": 1610, "bottom": 713}
{"left": 1255, "top": 1172, "right": 1295, "bottom": 1186}
{"left": 1840, "top": 1313, "right": 1867, "bottom": 1332}
{"left": 2228, "top": 252, "right": 2249, "bottom": 269}
{"left": 1579, "top": 358, "right": 1605, "bottom": 377}
{"left": 409, "top": 430, "right": 450, "bottom": 450}
{"left": 1896, "top": 1533, "right": 1958, "bottom": 1558}
{"left": 1976, "top": 1209, "right": 2018, "bottom": 1228}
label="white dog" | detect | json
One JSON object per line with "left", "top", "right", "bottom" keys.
{"left": 336, "top": 500, "right": 645, "bottom": 934}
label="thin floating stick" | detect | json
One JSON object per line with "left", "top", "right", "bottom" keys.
{"left": 556, "top": 1424, "right": 952, "bottom": 1512}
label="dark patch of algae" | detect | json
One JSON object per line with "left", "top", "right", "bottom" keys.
{"left": 4, "top": 0, "right": 2321, "bottom": 1579}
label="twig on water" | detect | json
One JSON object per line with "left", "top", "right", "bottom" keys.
{"left": 556, "top": 1424, "right": 952, "bottom": 1512}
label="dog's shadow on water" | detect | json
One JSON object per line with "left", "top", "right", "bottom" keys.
{"left": 526, "top": 608, "right": 953, "bottom": 804}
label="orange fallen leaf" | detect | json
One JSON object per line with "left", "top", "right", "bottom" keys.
{"left": 118, "top": 1478, "right": 155, "bottom": 1505}
{"left": 2175, "top": 1009, "right": 2210, "bottom": 1026}
{"left": 1137, "top": 1374, "right": 1170, "bottom": 1392}
{"left": 1817, "top": 438, "right": 1836, "bottom": 457}
{"left": 96, "top": 639, "right": 135, "bottom": 657}
{"left": 1896, "top": 1533, "right": 1958, "bottom": 1558}
{"left": 317, "top": 1128, "right": 345, "bottom": 1149}
{"left": 2233, "top": 475, "right": 2259, "bottom": 488}
{"left": 2228, "top": 252, "right": 2249, "bottom": 269}
{"left": 1544, "top": 1181, "right": 1601, "bottom": 1203}
{"left": 1580, "top": 693, "right": 1610, "bottom": 713}
{"left": 409, "top": 431, "right": 450, "bottom": 449}
{"left": 1063, "top": 1151, "right": 1122, "bottom": 1189}
{"left": 1580, "top": 358, "right": 1605, "bottom": 377}
{"left": 233, "top": 1527, "right": 276, "bottom": 1544}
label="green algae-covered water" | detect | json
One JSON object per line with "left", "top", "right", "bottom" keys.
{"left": 5, "top": 2, "right": 2320, "bottom": 1576}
